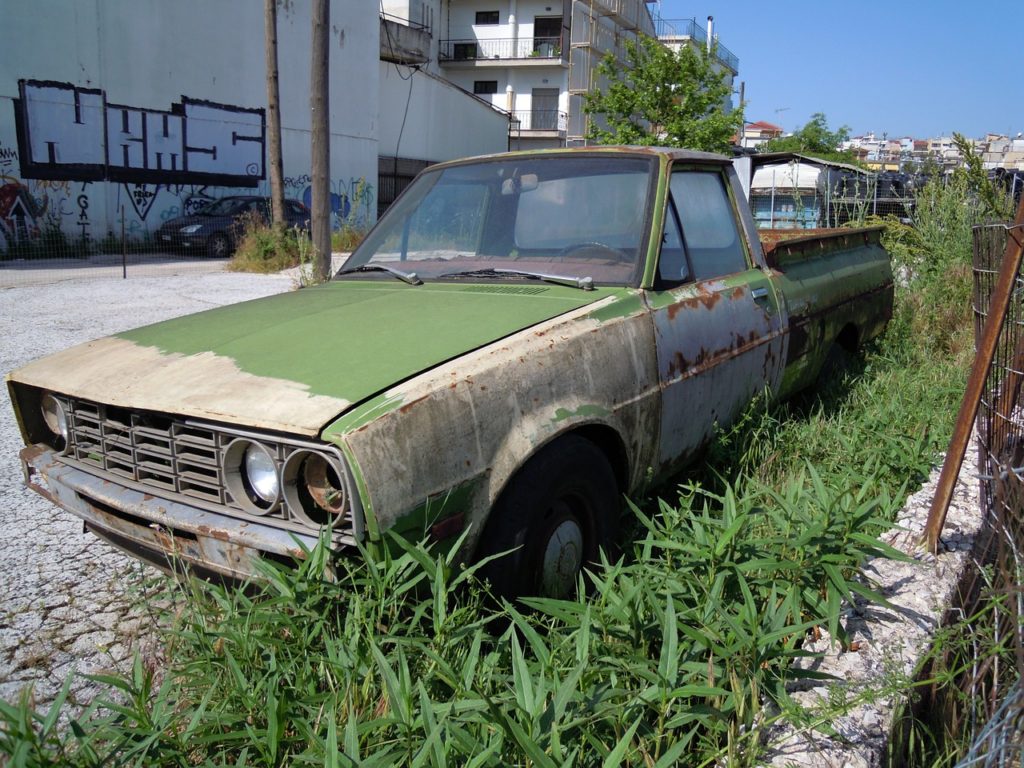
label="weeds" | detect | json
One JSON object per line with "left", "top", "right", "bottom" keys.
{"left": 228, "top": 213, "right": 307, "bottom": 274}
{"left": 1, "top": 479, "right": 908, "bottom": 767}
{"left": 331, "top": 224, "right": 367, "bottom": 253}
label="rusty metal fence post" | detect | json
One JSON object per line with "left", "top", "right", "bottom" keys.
{"left": 924, "top": 196, "right": 1024, "bottom": 553}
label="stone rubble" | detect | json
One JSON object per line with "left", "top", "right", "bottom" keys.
{"left": 760, "top": 441, "right": 984, "bottom": 767}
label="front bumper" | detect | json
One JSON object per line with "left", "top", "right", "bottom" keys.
{"left": 156, "top": 231, "right": 208, "bottom": 251}
{"left": 21, "top": 444, "right": 318, "bottom": 580}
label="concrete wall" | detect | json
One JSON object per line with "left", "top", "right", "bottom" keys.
{"left": 379, "top": 64, "right": 510, "bottom": 161}
{"left": 0, "top": 0, "right": 378, "bottom": 249}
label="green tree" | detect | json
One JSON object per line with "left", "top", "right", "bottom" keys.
{"left": 584, "top": 36, "right": 742, "bottom": 152}
{"left": 762, "top": 113, "right": 858, "bottom": 164}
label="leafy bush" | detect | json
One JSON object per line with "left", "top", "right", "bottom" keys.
{"left": 228, "top": 213, "right": 305, "bottom": 274}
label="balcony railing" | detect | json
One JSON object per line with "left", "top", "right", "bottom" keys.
{"left": 379, "top": 11, "right": 429, "bottom": 32}
{"left": 654, "top": 16, "right": 706, "bottom": 44}
{"left": 510, "top": 110, "right": 568, "bottom": 132}
{"left": 651, "top": 17, "right": 739, "bottom": 72}
{"left": 440, "top": 37, "right": 563, "bottom": 61}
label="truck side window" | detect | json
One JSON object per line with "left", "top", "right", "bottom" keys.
{"left": 657, "top": 193, "right": 690, "bottom": 286}
{"left": 670, "top": 170, "right": 748, "bottom": 280}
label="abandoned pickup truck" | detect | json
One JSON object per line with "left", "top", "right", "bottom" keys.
{"left": 8, "top": 147, "right": 893, "bottom": 599}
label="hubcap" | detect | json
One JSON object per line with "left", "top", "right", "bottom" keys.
{"left": 539, "top": 518, "right": 584, "bottom": 597}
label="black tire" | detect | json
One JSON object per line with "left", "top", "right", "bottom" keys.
{"left": 818, "top": 342, "right": 855, "bottom": 387}
{"left": 476, "top": 435, "right": 619, "bottom": 601}
{"left": 207, "top": 232, "right": 231, "bottom": 259}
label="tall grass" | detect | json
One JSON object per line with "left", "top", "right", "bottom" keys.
{"left": 228, "top": 214, "right": 307, "bottom": 274}
{"left": 0, "top": 482, "right": 906, "bottom": 768}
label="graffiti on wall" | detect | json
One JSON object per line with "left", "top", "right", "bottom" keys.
{"left": 299, "top": 177, "right": 376, "bottom": 227}
{"left": 13, "top": 80, "right": 266, "bottom": 187}
{"left": 3, "top": 81, "right": 377, "bottom": 256}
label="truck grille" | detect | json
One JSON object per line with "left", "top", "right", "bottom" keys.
{"left": 57, "top": 397, "right": 362, "bottom": 545}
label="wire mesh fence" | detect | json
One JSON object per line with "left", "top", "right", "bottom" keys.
{"left": 947, "top": 221, "right": 1024, "bottom": 767}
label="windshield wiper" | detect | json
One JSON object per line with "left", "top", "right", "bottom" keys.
{"left": 336, "top": 264, "right": 423, "bottom": 286}
{"left": 439, "top": 268, "right": 594, "bottom": 291}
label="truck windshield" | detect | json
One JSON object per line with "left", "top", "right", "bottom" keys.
{"left": 338, "top": 155, "right": 655, "bottom": 287}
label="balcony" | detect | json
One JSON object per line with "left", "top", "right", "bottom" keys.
{"left": 652, "top": 17, "right": 739, "bottom": 73}
{"left": 379, "top": 13, "right": 430, "bottom": 66}
{"left": 439, "top": 37, "right": 564, "bottom": 64}
{"left": 509, "top": 110, "right": 568, "bottom": 133}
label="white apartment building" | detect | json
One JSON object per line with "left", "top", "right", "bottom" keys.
{"left": 384, "top": 2, "right": 738, "bottom": 152}
{"left": 437, "top": 0, "right": 654, "bottom": 149}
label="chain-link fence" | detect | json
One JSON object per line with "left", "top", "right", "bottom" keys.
{"left": 965, "top": 222, "right": 1024, "bottom": 766}
{"left": 944, "top": 220, "right": 1024, "bottom": 767}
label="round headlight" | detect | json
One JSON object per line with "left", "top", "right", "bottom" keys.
{"left": 244, "top": 443, "right": 279, "bottom": 503}
{"left": 41, "top": 394, "right": 68, "bottom": 444}
{"left": 282, "top": 450, "right": 347, "bottom": 527}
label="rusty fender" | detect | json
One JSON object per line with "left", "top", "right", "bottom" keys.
{"left": 329, "top": 297, "right": 661, "bottom": 558}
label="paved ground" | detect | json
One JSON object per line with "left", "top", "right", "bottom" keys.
{"left": 0, "top": 270, "right": 293, "bottom": 709}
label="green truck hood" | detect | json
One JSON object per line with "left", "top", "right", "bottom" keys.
{"left": 12, "top": 281, "right": 608, "bottom": 435}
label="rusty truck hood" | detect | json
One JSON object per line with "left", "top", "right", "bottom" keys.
{"left": 9, "top": 280, "right": 609, "bottom": 436}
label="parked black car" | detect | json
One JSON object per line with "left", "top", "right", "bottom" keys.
{"left": 155, "top": 196, "right": 311, "bottom": 257}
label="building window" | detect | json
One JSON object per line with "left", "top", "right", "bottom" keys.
{"left": 473, "top": 81, "right": 499, "bottom": 95}
{"left": 475, "top": 10, "right": 499, "bottom": 25}
{"left": 453, "top": 42, "right": 478, "bottom": 60}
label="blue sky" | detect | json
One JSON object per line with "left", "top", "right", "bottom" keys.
{"left": 652, "top": 0, "right": 1022, "bottom": 140}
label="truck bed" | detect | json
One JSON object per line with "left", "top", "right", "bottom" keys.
{"left": 759, "top": 227, "right": 894, "bottom": 396}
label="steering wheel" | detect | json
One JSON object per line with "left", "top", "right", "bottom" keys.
{"left": 559, "top": 242, "right": 630, "bottom": 262}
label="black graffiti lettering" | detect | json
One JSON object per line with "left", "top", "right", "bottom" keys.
{"left": 14, "top": 80, "right": 265, "bottom": 187}
{"left": 76, "top": 192, "right": 90, "bottom": 240}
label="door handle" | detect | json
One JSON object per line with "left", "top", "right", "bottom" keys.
{"left": 751, "top": 287, "right": 769, "bottom": 301}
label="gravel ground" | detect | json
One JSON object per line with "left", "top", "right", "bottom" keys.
{"left": 0, "top": 271, "right": 293, "bottom": 710}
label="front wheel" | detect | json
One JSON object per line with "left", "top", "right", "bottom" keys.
{"left": 207, "top": 232, "right": 231, "bottom": 259}
{"left": 477, "top": 435, "right": 619, "bottom": 601}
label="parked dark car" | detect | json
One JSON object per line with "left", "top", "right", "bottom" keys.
{"left": 155, "top": 196, "right": 311, "bottom": 257}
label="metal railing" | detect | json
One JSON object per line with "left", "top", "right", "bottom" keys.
{"left": 654, "top": 16, "right": 706, "bottom": 43}
{"left": 439, "top": 37, "right": 563, "bottom": 61}
{"left": 379, "top": 11, "right": 430, "bottom": 32}
{"left": 651, "top": 16, "right": 739, "bottom": 72}
{"left": 509, "top": 110, "right": 568, "bottom": 132}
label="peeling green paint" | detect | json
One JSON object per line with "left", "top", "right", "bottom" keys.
{"left": 116, "top": 281, "right": 604, "bottom": 407}
{"left": 385, "top": 477, "right": 483, "bottom": 555}
{"left": 323, "top": 391, "right": 405, "bottom": 437}
{"left": 331, "top": 440, "right": 378, "bottom": 541}
{"left": 585, "top": 292, "right": 647, "bottom": 323}
{"left": 552, "top": 404, "right": 612, "bottom": 423}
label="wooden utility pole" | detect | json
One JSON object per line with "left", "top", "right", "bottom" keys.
{"left": 310, "top": 0, "right": 331, "bottom": 280}
{"left": 264, "top": 0, "right": 285, "bottom": 228}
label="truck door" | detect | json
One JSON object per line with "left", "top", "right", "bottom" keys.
{"left": 650, "top": 167, "right": 786, "bottom": 468}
